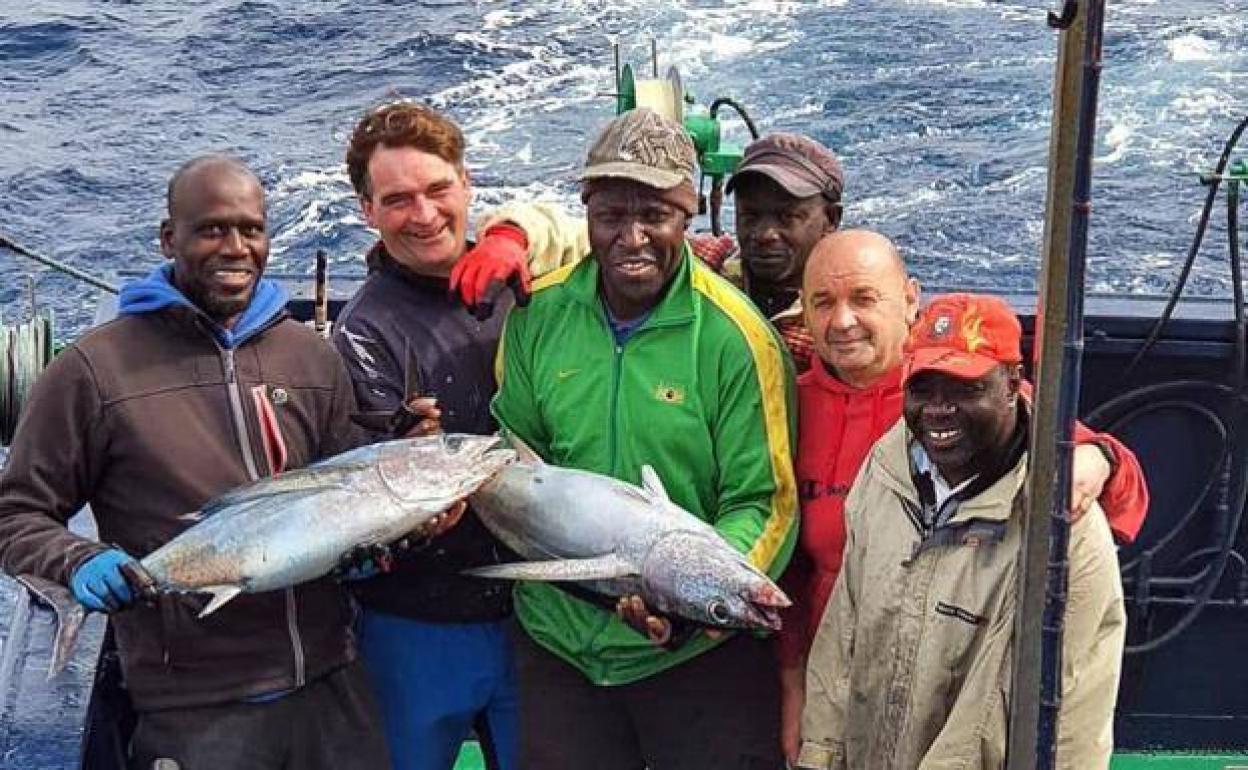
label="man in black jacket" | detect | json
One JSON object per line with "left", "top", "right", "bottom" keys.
{"left": 333, "top": 101, "right": 524, "bottom": 770}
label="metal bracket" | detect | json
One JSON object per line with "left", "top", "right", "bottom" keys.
{"left": 1047, "top": 0, "right": 1078, "bottom": 29}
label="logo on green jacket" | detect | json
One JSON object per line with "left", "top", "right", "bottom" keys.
{"left": 653, "top": 382, "right": 686, "bottom": 405}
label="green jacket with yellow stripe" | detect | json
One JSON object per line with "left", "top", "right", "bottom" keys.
{"left": 491, "top": 243, "right": 798, "bottom": 685}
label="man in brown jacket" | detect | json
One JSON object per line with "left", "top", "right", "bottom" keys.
{"left": 0, "top": 155, "right": 390, "bottom": 769}
{"left": 797, "top": 293, "right": 1125, "bottom": 770}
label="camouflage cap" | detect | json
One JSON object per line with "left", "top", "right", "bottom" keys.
{"left": 580, "top": 108, "right": 698, "bottom": 191}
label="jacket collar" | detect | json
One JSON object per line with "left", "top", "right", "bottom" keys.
{"left": 872, "top": 415, "right": 1029, "bottom": 525}
{"left": 117, "top": 263, "right": 288, "bottom": 349}
{"left": 372, "top": 242, "right": 459, "bottom": 292}
{"left": 807, "top": 356, "right": 905, "bottom": 397}
{"left": 562, "top": 241, "right": 697, "bottom": 329}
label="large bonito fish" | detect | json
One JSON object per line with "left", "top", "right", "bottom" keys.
{"left": 467, "top": 438, "right": 790, "bottom": 631}
{"left": 22, "top": 433, "right": 513, "bottom": 675}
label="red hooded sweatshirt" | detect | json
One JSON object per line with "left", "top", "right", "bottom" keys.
{"left": 776, "top": 358, "right": 1150, "bottom": 666}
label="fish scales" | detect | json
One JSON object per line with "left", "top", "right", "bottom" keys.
{"left": 467, "top": 440, "right": 790, "bottom": 631}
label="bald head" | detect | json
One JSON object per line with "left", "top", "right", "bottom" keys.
{"left": 802, "top": 229, "right": 920, "bottom": 388}
{"left": 166, "top": 155, "right": 260, "bottom": 218}
{"left": 804, "top": 229, "right": 906, "bottom": 291}
{"left": 159, "top": 154, "right": 269, "bottom": 329}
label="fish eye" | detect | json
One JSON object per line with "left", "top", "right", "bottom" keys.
{"left": 706, "top": 599, "right": 731, "bottom": 625}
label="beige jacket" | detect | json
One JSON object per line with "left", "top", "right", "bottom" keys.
{"left": 798, "top": 420, "right": 1125, "bottom": 770}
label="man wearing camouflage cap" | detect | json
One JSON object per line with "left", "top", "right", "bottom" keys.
{"left": 460, "top": 130, "right": 845, "bottom": 374}
{"left": 492, "top": 107, "right": 798, "bottom": 769}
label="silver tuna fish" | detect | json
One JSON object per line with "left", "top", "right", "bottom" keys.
{"left": 24, "top": 433, "right": 513, "bottom": 675}
{"left": 140, "top": 432, "right": 514, "bottom": 614}
{"left": 466, "top": 439, "right": 790, "bottom": 631}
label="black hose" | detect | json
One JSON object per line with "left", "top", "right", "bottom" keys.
{"left": 1125, "top": 113, "right": 1248, "bottom": 375}
{"left": 1093, "top": 152, "right": 1248, "bottom": 656}
{"left": 1086, "top": 380, "right": 1244, "bottom": 655}
{"left": 708, "top": 98, "right": 760, "bottom": 140}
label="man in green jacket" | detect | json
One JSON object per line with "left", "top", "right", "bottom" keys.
{"left": 492, "top": 107, "right": 798, "bottom": 770}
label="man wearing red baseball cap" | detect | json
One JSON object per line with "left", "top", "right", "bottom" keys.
{"left": 796, "top": 292, "right": 1126, "bottom": 770}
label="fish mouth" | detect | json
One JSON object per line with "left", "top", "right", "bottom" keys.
{"left": 741, "top": 582, "right": 791, "bottom": 631}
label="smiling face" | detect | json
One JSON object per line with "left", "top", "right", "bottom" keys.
{"left": 803, "top": 230, "right": 919, "bottom": 388}
{"left": 586, "top": 179, "right": 689, "bottom": 320}
{"left": 360, "top": 144, "right": 472, "bottom": 277}
{"left": 903, "top": 365, "right": 1021, "bottom": 486}
{"left": 160, "top": 159, "right": 269, "bottom": 329}
{"left": 734, "top": 173, "right": 840, "bottom": 290}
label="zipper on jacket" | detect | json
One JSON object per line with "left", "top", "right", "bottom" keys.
{"left": 608, "top": 344, "right": 623, "bottom": 474}
{"left": 286, "top": 589, "right": 306, "bottom": 687}
{"left": 223, "top": 349, "right": 260, "bottom": 482}
{"left": 220, "top": 345, "right": 306, "bottom": 688}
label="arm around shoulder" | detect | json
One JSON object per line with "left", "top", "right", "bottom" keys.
{"left": 475, "top": 201, "right": 588, "bottom": 278}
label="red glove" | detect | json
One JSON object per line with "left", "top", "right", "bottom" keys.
{"left": 450, "top": 223, "right": 531, "bottom": 321}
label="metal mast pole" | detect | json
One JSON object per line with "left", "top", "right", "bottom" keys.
{"left": 1007, "top": 0, "right": 1106, "bottom": 768}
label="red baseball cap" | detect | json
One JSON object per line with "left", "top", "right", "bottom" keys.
{"left": 904, "top": 293, "right": 1022, "bottom": 383}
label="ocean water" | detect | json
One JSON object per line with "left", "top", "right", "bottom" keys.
{"left": 2, "top": 0, "right": 1247, "bottom": 338}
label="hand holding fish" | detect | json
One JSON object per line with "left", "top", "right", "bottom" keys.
{"left": 335, "top": 499, "right": 470, "bottom": 580}
{"left": 421, "top": 500, "right": 467, "bottom": 538}
{"left": 399, "top": 396, "right": 442, "bottom": 438}
{"left": 616, "top": 594, "right": 673, "bottom": 645}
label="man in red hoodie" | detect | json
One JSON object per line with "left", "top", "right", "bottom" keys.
{"left": 777, "top": 229, "right": 1149, "bottom": 763}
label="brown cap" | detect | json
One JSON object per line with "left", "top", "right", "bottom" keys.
{"left": 726, "top": 132, "right": 843, "bottom": 200}
{"left": 581, "top": 108, "right": 698, "bottom": 192}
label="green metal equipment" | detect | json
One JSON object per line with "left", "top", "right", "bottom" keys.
{"left": 611, "top": 45, "right": 759, "bottom": 234}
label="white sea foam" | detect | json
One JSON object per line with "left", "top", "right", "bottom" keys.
{"left": 1167, "top": 34, "right": 1219, "bottom": 62}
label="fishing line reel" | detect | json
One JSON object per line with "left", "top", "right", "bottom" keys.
{"left": 609, "top": 43, "right": 760, "bottom": 235}
{"left": 0, "top": 285, "right": 54, "bottom": 447}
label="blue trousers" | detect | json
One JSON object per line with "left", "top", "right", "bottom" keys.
{"left": 359, "top": 611, "right": 518, "bottom": 770}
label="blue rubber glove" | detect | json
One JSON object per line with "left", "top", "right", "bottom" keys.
{"left": 70, "top": 549, "right": 138, "bottom": 612}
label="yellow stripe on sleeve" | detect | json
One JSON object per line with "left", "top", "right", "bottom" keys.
{"left": 690, "top": 261, "right": 797, "bottom": 572}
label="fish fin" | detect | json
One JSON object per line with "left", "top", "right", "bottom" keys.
{"left": 15, "top": 574, "right": 85, "bottom": 679}
{"left": 639, "top": 465, "right": 671, "bottom": 503}
{"left": 465, "top": 554, "right": 636, "bottom": 582}
{"left": 203, "top": 472, "right": 357, "bottom": 516}
{"left": 197, "top": 585, "right": 244, "bottom": 617}
{"left": 501, "top": 431, "right": 545, "bottom": 465}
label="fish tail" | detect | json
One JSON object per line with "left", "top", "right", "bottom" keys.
{"left": 14, "top": 574, "right": 86, "bottom": 679}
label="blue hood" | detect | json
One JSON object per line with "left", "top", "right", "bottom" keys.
{"left": 118, "top": 264, "right": 289, "bottom": 349}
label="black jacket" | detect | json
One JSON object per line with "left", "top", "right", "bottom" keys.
{"left": 332, "top": 246, "right": 513, "bottom": 622}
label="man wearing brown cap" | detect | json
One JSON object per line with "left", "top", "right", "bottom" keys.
{"left": 795, "top": 293, "right": 1126, "bottom": 770}
{"left": 726, "top": 133, "right": 844, "bottom": 369}
{"left": 492, "top": 107, "right": 798, "bottom": 770}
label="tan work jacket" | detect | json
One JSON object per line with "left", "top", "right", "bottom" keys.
{"left": 798, "top": 421, "right": 1126, "bottom": 770}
